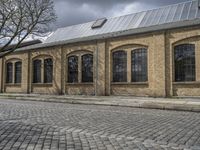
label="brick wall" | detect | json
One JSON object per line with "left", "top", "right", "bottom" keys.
{"left": 0, "top": 59, "right": 2, "bottom": 92}
{"left": 166, "top": 26, "right": 200, "bottom": 96}
{"left": 0, "top": 26, "right": 200, "bottom": 97}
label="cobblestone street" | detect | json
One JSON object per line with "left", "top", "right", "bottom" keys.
{"left": 0, "top": 99, "right": 199, "bottom": 150}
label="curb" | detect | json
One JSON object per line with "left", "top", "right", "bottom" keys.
{"left": 0, "top": 96, "right": 200, "bottom": 112}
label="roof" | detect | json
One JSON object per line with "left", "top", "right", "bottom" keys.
{"left": 0, "top": 40, "right": 42, "bottom": 57}
{"left": 17, "top": 0, "right": 200, "bottom": 51}
{"left": 1, "top": 40, "right": 42, "bottom": 52}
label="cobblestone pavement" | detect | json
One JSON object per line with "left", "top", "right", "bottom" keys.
{"left": 0, "top": 99, "right": 200, "bottom": 150}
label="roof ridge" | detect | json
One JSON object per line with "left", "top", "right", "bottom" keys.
{"left": 54, "top": 0, "right": 194, "bottom": 31}
{"left": 43, "top": 0, "right": 199, "bottom": 46}
{"left": 108, "top": 0, "right": 194, "bottom": 20}
{"left": 56, "top": 21, "right": 94, "bottom": 31}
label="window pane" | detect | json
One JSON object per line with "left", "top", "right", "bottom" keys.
{"left": 15, "top": 61, "right": 22, "bottom": 83}
{"left": 175, "top": 44, "right": 195, "bottom": 82}
{"left": 113, "top": 51, "right": 127, "bottom": 82}
{"left": 33, "top": 59, "right": 41, "bottom": 83}
{"left": 132, "top": 48, "right": 148, "bottom": 82}
{"left": 6, "top": 62, "right": 13, "bottom": 83}
{"left": 44, "top": 58, "right": 53, "bottom": 83}
{"left": 82, "top": 54, "right": 93, "bottom": 82}
{"left": 68, "top": 56, "right": 78, "bottom": 83}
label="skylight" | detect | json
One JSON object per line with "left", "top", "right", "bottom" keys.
{"left": 91, "top": 18, "right": 107, "bottom": 29}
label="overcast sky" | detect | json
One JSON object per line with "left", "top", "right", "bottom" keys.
{"left": 53, "top": 0, "right": 191, "bottom": 29}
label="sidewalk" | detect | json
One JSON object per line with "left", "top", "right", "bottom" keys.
{"left": 0, "top": 93, "right": 200, "bottom": 112}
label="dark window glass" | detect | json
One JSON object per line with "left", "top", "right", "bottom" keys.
{"left": 132, "top": 48, "right": 148, "bottom": 82}
{"left": 33, "top": 59, "right": 41, "bottom": 83}
{"left": 113, "top": 51, "right": 127, "bottom": 82}
{"left": 68, "top": 56, "right": 78, "bottom": 83}
{"left": 44, "top": 58, "right": 53, "bottom": 83}
{"left": 82, "top": 54, "right": 93, "bottom": 82}
{"left": 15, "top": 61, "right": 22, "bottom": 83}
{"left": 6, "top": 62, "right": 13, "bottom": 83}
{"left": 175, "top": 44, "right": 195, "bottom": 82}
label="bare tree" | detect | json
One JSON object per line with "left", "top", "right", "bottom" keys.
{"left": 0, "top": 0, "right": 56, "bottom": 58}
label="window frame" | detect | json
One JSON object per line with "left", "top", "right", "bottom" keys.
{"left": 67, "top": 55, "right": 79, "bottom": 83}
{"left": 173, "top": 43, "right": 196, "bottom": 82}
{"left": 33, "top": 59, "right": 42, "bottom": 83}
{"left": 14, "top": 61, "right": 22, "bottom": 84}
{"left": 32, "top": 57, "right": 54, "bottom": 85}
{"left": 112, "top": 50, "right": 127, "bottom": 83}
{"left": 44, "top": 58, "right": 53, "bottom": 83}
{"left": 131, "top": 48, "right": 148, "bottom": 83}
{"left": 66, "top": 51, "right": 94, "bottom": 84}
{"left": 81, "top": 54, "right": 93, "bottom": 83}
{"left": 6, "top": 62, "right": 13, "bottom": 84}
{"left": 5, "top": 59, "right": 22, "bottom": 85}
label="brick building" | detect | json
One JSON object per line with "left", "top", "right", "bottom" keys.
{"left": 1, "top": 0, "right": 200, "bottom": 97}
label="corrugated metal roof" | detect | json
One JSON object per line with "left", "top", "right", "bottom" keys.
{"left": 17, "top": 0, "right": 200, "bottom": 51}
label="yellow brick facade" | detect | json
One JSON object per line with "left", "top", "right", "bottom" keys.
{"left": 0, "top": 26, "right": 200, "bottom": 97}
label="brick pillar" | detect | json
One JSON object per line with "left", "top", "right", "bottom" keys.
{"left": 60, "top": 46, "right": 66, "bottom": 95}
{"left": 53, "top": 47, "right": 63, "bottom": 95}
{"left": 0, "top": 58, "right": 2, "bottom": 93}
{"left": 152, "top": 33, "right": 166, "bottom": 97}
{"left": 1, "top": 57, "right": 5, "bottom": 93}
{"left": 95, "top": 40, "right": 106, "bottom": 96}
{"left": 22, "top": 53, "right": 29, "bottom": 93}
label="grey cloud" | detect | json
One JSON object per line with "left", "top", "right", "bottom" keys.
{"left": 53, "top": 0, "right": 191, "bottom": 29}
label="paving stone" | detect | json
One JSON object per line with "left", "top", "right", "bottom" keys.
{"left": 0, "top": 99, "right": 199, "bottom": 149}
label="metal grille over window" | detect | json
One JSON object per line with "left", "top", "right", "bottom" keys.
{"left": 132, "top": 48, "right": 148, "bottom": 82}
{"left": 33, "top": 59, "right": 41, "bottom": 83}
{"left": 44, "top": 58, "right": 53, "bottom": 83}
{"left": 82, "top": 54, "right": 93, "bottom": 83}
{"left": 175, "top": 44, "right": 195, "bottom": 82}
{"left": 6, "top": 62, "right": 13, "bottom": 83}
{"left": 113, "top": 51, "right": 127, "bottom": 82}
{"left": 15, "top": 61, "right": 22, "bottom": 83}
{"left": 68, "top": 56, "right": 78, "bottom": 83}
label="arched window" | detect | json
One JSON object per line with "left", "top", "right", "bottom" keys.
{"left": 113, "top": 51, "right": 127, "bottom": 82}
{"left": 68, "top": 56, "right": 78, "bottom": 83}
{"left": 174, "top": 44, "right": 195, "bottom": 82}
{"left": 82, "top": 54, "right": 93, "bottom": 82}
{"left": 131, "top": 48, "right": 148, "bottom": 82}
{"left": 33, "top": 59, "right": 41, "bottom": 83}
{"left": 15, "top": 61, "right": 22, "bottom": 83}
{"left": 44, "top": 58, "right": 53, "bottom": 83}
{"left": 6, "top": 62, "right": 13, "bottom": 83}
